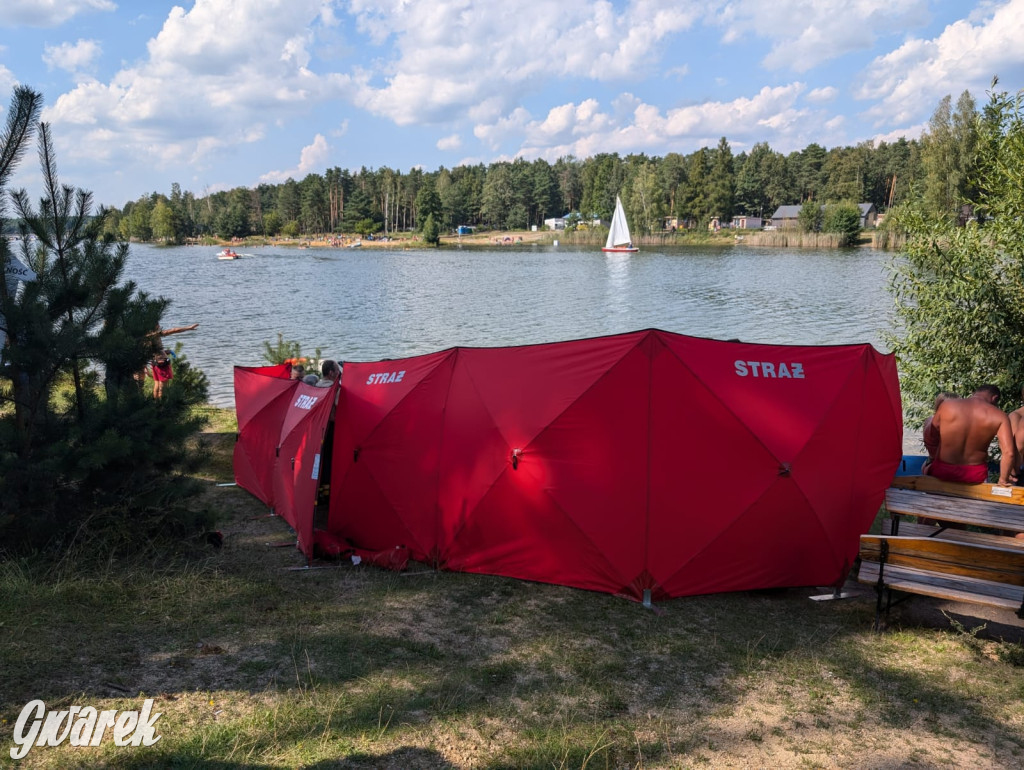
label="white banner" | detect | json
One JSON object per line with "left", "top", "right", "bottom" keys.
{"left": 2, "top": 256, "right": 35, "bottom": 356}
{"left": 4, "top": 255, "right": 36, "bottom": 293}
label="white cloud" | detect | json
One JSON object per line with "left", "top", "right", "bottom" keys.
{"left": 42, "top": 0, "right": 354, "bottom": 177}
{"left": 872, "top": 124, "right": 926, "bottom": 145}
{"left": 436, "top": 134, "right": 461, "bottom": 151}
{"left": 43, "top": 39, "right": 102, "bottom": 73}
{"left": 0, "top": 64, "right": 16, "bottom": 95}
{"left": 503, "top": 83, "right": 828, "bottom": 162}
{"left": 806, "top": 86, "right": 838, "bottom": 103}
{"left": 260, "top": 134, "right": 331, "bottom": 183}
{"left": 331, "top": 119, "right": 350, "bottom": 138}
{"left": 710, "top": 0, "right": 931, "bottom": 72}
{"left": 474, "top": 107, "right": 531, "bottom": 150}
{"left": 0, "top": 0, "right": 115, "bottom": 28}
{"left": 856, "top": 0, "right": 1024, "bottom": 125}
{"left": 349, "top": 0, "right": 702, "bottom": 125}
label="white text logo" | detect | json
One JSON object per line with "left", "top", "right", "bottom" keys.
{"left": 294, "top": 394, "right": 319, "bottom": 410}
{"left": 10, "top": 699, "right": 162, "bottom": 760}
{"left": 734, "top": 360, "right": 805, "bottom": 379}
{"left": 366, "top": 370, "right": 406, "bottom": 385}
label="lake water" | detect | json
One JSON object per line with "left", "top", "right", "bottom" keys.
{"left": 124, "top": 243, "right": 896, "bottom": 408}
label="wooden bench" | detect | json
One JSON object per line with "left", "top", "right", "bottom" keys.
{"left": 886, "top": 475, "right": 1024, "bottom": 537}
{"left": 859, "top": 536, "right": 1024, "bottom": 628}
{"left": 859, "top": 475, "right": 1024, "bottom": 628}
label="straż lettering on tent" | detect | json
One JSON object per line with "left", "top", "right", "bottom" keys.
{"left": 294, "top": 394, "right": 319, "bottom": 410}
{"left": 366, "top": 370, "right": 406, "bottom": 385}
{"left": 734, "top": 360, "right": 804, "bottom": 378}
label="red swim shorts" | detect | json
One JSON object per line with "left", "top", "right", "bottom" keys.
{"left": 926, "top": 458, "right": 988, "bottom": 484}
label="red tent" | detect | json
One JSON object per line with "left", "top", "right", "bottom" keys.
{"left": 233, "top": 365, "right": 337, "bottom": 557}
{"left": 233, "top": 364, "right": 294, "bottom": 507}
{"left": 326, "top": 330, "right": 902, "bottom": 600}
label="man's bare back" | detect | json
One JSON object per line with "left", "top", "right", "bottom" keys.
{"left": 1009, "top": 387, "right": 1024, "bottom": 468}
{"left": 930, "top": 386, "right": 1016, "bottom": 485}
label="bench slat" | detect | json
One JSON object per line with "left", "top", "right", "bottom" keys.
{"left": 885, "top": 489, "right": 1024, "bottom": 532}
{"left": 891, "top": 475, "right": 1024, "bottom": 505}
{"left": 880, "top": 518, "right": 1024, "bottom": 548}
{"left": 858, "top": 562, "right": 1024, "bottom": 610}
{"left": 860, "top": 535, "right": 1024, "bottom": 586}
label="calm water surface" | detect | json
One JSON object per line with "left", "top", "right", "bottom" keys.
{"left": 125, "top": 243, "right": 895, "bottom": 407}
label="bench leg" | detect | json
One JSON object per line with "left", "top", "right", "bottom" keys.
{"left": 872, "top": 540, "right": 891, "bottom": 632}
{"left": 873, "top": 585, "right": 884, "bottom": 631}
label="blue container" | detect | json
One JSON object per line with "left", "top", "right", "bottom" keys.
{"left": 894, "top": 454, "right": 927, "bottom": 476}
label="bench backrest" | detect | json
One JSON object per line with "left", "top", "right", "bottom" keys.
{"left": 891, "top": 475, "right": 1024, "bottom": 505}
{"left": 884, "top": 488, "right": 1024, "bottom": 532}
{"left": 860, "top": 535, "right": 1024, "bottom": 587}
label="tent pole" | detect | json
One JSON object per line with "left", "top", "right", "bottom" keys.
{"left": 642, "top": 589, "right": 652, "bottom": 608}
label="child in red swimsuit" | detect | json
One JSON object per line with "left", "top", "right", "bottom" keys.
{"left": 151, "top": 350, "right": 173, "bottom": 398}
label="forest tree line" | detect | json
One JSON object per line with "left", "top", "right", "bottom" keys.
{"left": 102, "top": 91, "right": 981, "bottom": 242}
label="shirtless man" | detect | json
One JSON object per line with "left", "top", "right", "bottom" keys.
{"left": 1008, "top": 386, "right": 1024, "bottom": 477}
{"left": 924, "top": 384, "right": 1016, "bottom": 486}
{"left": 922, "top": 390, "right": 956, "bottom": 467}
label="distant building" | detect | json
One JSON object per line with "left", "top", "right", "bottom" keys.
{"left": 544, "top": 216, "right": 567, "bottom": 230}
{"left": 731, "top": 215, "right": 762, "bottom": 230}
{"left": 769, "top": 205, "right": 803, "bottom": 229}
{"left": 857, "top": 203, "right": 877, "bottom": 228}
{"left": 769, "top": 203, "right": 878, "bottom": 230}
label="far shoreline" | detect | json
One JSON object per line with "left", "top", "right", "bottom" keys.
{"left": 156, "top": 227, "right": 899, "bottom": 251}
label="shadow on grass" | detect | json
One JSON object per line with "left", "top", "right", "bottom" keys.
{"left": 3, "top": 493, "right": 1024, "bottom": 767}
{"left": 114, "top": 746, "right": 455, "bottom": 769}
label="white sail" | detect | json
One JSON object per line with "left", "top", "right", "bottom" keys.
{"left": 605, "top": 196, "right": 634, "bottom": 249}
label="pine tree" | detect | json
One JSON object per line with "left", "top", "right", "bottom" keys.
{"left": 422, "top": 213, "right": 441, "bottom": 246}
{"left": 0, "top": 87, "right": 210, "bottom": 551}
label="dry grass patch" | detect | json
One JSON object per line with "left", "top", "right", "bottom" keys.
{"left": 2, "top": 414, "right": 1024, "bottom": 767}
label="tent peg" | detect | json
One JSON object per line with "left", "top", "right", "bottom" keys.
{"left": 285, "top": 564, "right": 344, "bottom": 571}
{"left": 642, "top": 589, "right": 652, "bottom": 608}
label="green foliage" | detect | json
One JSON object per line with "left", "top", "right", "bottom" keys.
{"left": 0, "top": 87, "right": 211, "bottom": 553}
{"left": 422, "top": 213, "right": 440, "bottom": 246}
{"left": 415, "top": 183, "right": 442, "bottom": 227}
{"left": 888, "top": 84, "right": 1024, "bottom": 421}
{"left": 263, "top": 210, "right": 283, "bottom": 236}
{"left": 215, "top": 201, "right": 249, "bottom": 239}
{"left": 261, "top": 333, "right": 303, "bottom": 365}
{"left": 821, "top": 202, "right": 862, "bottom": 246}
{"left": 797, "top": 201, "right": 821, "bottom": 232}
{"left": 353, "top": 218, "right": 379, "bottom": 237}
{"left": 920, "top": 91, "right": 979, "bottom": 221}
{"left": 708, "top": 137, "right": 735, "bottom": 222}
{"left": 260, "top": 334, "right": 321, "bottom": 376}
{"left": 88, "top": 90, "right": 1001, "bottom": 241}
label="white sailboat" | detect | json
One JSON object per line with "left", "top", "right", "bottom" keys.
{"left": 602, "top": 195, "right": 639, "bottom": 253}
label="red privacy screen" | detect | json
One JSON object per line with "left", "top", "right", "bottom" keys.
{"left": 325, "top": 330, "right": 902, "bottom": 600}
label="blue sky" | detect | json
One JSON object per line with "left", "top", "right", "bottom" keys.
{"left": 1, "top": 1, "right": 1023, "bottom": 209}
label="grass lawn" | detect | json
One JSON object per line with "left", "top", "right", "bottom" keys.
{"left": 2, "top": 414, "right": 1024, "bottom": 768}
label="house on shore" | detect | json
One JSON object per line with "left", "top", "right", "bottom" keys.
{"left": 768, "top": 205, "right": 803, "bottom": 229}
{"left": 768, "top": 203, "right": 878, "bottom": 229}
{"left": 731, "top": 215, "right": 763, "bottom": 230}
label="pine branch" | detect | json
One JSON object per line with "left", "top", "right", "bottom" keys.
{"left": 0, "top": 86, "right": 42, "bottom": 192}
